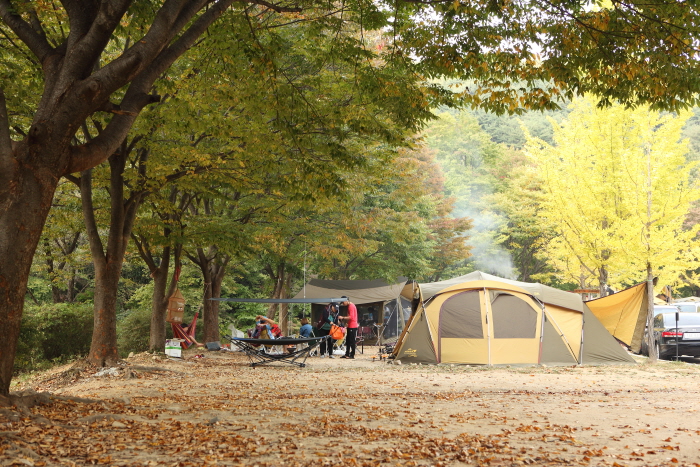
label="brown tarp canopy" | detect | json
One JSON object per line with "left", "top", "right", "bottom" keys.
{"left": 585, "top": 282, "right": 649, "bottom": 354}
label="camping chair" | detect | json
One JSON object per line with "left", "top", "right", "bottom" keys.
{"left": 295, "top": 329, "right": 319, "bottom": 357}
{"left": 355, "top": 326, "right": 373, "bottom": 354}
{"left": 332, "top": 332, "right": 346, "bottom": 356}
{"left": 171, "top": 312, "right": 199, "bottom": 349}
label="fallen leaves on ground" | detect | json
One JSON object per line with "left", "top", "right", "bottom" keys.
{"left": 2, "top": 350, "right": 700, "bottom": 466}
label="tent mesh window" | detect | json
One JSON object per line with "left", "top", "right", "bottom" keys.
{"left": 491, "top": 294, "right": 537, "bottom": 338}
{"left": 440, "top": 291, "right": 483, "bottom": 339}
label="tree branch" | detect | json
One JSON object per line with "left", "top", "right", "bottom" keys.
{"left": 64, "top": 0, "right": 234, "bottom": 175}
{"left": 0, "top": 89, "right": 12, "bottom": 168}
{"left": 124, "top": 0, "right": 236, "bottom": 96}
{"left": 0, "top": 0, "right": 53, "bottom": 61}
{"left": 61, "top": 0, "right": 131, "bottom": 81}
{"left": 64, "top": 93, "right": 159, "bottom": 174}
{"left": 250, "top": 0, "right": 302, "bottom": 13}
{"left": 79, "top": 168, "right": 106, "bottom": 270}
{"left": 131, "top": 234, "right": 157, "bottom": 272}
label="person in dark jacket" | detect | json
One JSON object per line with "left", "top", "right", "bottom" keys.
{"left": 316, "top": 303, "right": 338, "bottom": 358}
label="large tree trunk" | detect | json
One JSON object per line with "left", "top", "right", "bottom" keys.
{"left": 88, "top": 260, "right": 121, "bottom": 366}
{"left": 81, "top": 145, "right": 144, "bottom": 366}
{"left": 148, "top": 248, "right": 172, "bottom": 352}
{"left": 645, "top": 268, "right": 658, "bottom": 363}
{"left": 0, "top": 144, "right": 60, "bottom": 396}
{"left": 190, "top": 247, "right": 229, "bottom": 345}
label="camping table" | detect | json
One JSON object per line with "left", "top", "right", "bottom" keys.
{"left": 224, "top": 336, "right": 326, "bottom": 368}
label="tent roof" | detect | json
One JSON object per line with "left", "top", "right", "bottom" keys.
{"left": 292, "top": 278, "right": 408, "bottom": 305}
{"left": 420, "top": 271, "right": 584, "bottom": 312}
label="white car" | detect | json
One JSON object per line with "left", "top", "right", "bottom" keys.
{"left": 674, "top": 302, "right": 700, "bottom": 313}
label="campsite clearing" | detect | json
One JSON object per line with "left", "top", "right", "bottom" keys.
{"left": 4, "top": 348, "right": 700, "bottom": 466}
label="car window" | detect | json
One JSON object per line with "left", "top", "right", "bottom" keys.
{"left": 676, "top": 304, "right": 698, "bottom": 313}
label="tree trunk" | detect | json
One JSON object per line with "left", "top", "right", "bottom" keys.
{"left": 148, "top": 247, "right": 172, "bottom": 352}
{"left": 88, "top": 262, "right": 121, "bottom": 366}
{"left": 279, "top": 272, "right": 293, "bottom": 336}
{"left": 646, "top": 264, "right": 657, "bottom": 363}
{"left": 0, "top": 149, "right": 59, "bottom": 395}
{"left": 81, "top": 145, "right": 144, "bottom": 366}
{"left": 266, "top": 263, "right": 285, "bottom": 321}
{"left": 133, "top": 189, "right": 191, "bottom": 351}
{"left": 598, "top": 265, "right": 609, "bottom": 297}
{"left": 190, "top": 247, "right": 229, "bottom": 345}
{"left": 208, "top": 269, "right": 224, "bottom": 343}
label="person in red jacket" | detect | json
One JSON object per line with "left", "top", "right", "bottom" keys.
{"left": 338, "top": 296, "right": 359, "bottom": 359}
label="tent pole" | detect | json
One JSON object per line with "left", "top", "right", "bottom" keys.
{"left": 538, "top": 301, "right": 546, "bottom": 365}
{"left": 578, "top": 310, "right": 585, "bottom": 365}
{"left": 483, "top": 288, "right": 491, "bottom": 367}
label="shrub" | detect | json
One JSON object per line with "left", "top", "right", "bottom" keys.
{"left": 117, "top": 307, "right": 153, "bottom": 357}
{"left": 16, "top": 303, "right": 94, "bottom": 373}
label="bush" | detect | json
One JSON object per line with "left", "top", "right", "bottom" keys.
{"left": 16, "top": 303, "right": 94, "bottom": 373}
{"left": 117, "top": 307, "right": 153, "bottom": 357}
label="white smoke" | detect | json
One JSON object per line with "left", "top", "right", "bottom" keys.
{"left": 463, "top": 208, "right": 516, "bottom": 279}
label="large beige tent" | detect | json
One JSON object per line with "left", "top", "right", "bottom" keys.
{"left": 585, "top": 282, "right": 649, "bottom": 354}
{"left": 393, "top": 271, "right": 635, "bottom": 366}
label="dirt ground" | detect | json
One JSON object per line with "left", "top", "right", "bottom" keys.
{"left": 2, "top": 345, "right": 700, "bottom": 467}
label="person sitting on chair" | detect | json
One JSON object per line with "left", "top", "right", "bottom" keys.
{"left": 181, "top": 322, "right": 205, "bottom": 348}
{"left": 299, "top": 317, "right": 314, "bottom": 338}
{"left": 254, "top": 316, "right": 295, "bottom": 353}
{"left": 253, "top": 315, "right": 283, "bottom": 339}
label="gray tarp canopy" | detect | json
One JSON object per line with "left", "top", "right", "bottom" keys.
{"left": 420, "top": 270, "right": 583, "bottom": 312}
{"left": 292, "top": 278, "right": 410, "bottom": 304}
{"left": 212, "top": 298, "right": 347, "bottom": 303}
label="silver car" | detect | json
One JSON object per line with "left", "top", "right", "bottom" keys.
{"left": 674, "top": 302, "right": 700, "bottom": 313}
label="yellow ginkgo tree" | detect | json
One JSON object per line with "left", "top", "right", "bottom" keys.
{"left": 526, "top": 95, "right": 700, "bottom": 294}
{"left": 527, "top": 96, "right": 700, "bottom": 361}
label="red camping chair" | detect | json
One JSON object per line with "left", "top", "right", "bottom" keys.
{"left": 171, "top": 312, "right": 199, "bottom": 349}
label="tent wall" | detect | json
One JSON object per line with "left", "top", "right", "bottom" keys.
{"left": 544, "top": 304, "right": 583, "bottom": 359}
{"left": 580, "top": 307, "right": 636, "bottom": 364}
{"left": 585, "top": 282, "right": 648, "bottom": 353}
{"left": 540, "top": 314, "right": 578, "bottom": 365}
{"left": 392, "top": 305, "right": 437, "bottom": 363}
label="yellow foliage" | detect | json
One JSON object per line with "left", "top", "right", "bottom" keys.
{"left": 525, "top": 95, "right": 700, "bottom": 289}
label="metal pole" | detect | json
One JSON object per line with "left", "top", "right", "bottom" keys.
{"left": 675, "top": 311, "right": 679, "bottom": 361}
